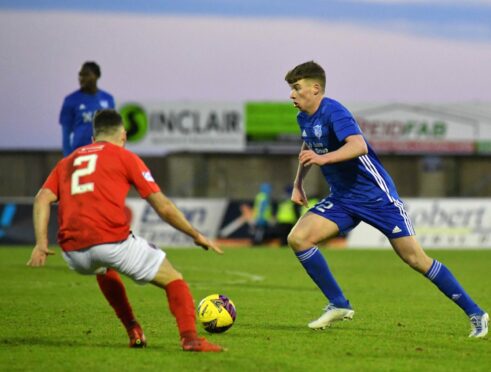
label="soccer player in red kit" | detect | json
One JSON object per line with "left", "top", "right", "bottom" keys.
{"left": 27, "top": 109, "right": 224, "bottom": 352}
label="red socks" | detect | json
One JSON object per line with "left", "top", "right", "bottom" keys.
{"left": 96, "top": 268, "right": 136, "bottom": 330}
{"left": 96, "top": 272, "right": 197, "bottom": 340}
{"left": 165, "top": 279, "right": 198, "bottom": 340}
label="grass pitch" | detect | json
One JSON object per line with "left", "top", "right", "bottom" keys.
{"left": 1, "top": 246, "right": 490, "bottom": 371}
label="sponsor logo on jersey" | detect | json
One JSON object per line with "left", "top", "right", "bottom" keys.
{"left": 142, "top": 171, "right": 155, "bottom": 182}
{"left": 392, "top": 226, "right": 402, "bottom": 233}
{"left": 82, "top": 112, "right": 93, "bottom": 123}
{"left": 313, "top": 124, "right": 323, "bottom": 139}
{"left": 100, "top": 100, "right": 109, "bottom": 109}
{"left": 310, "top": 142, "right": 329, "bottom": 154}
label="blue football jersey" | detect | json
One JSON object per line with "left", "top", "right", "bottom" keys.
{"left": 298, "top": 97, "right": 400, "bottom": 203}
{"left": 59, "top": 89, "right": 115, "bottom": 155}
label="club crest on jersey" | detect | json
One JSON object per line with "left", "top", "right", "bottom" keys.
{"left": 301, "top": 129, "right": 307, "bottom": 138}
{"left": 100, "top": 100, "right": 109, "bottom": 108}
{"left": 79, "top": 104, "right": 86, "bottom": 110}
{"left": 313, "top": 124, "right": 323, "bottom": 139}
{"left": 142, "top": 171, "right": 155, "bottom": 182}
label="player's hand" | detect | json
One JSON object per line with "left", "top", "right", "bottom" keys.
{"left": 299, "top": 150, "right": 326, "bottom": 166}
{"left": 26, "top": 245, "right": 55, "bottom": 267}
{"left": 291, "top": 185, "right": 309, "bottom": 208}
{"left": 194, "top": 233, "right": 224, "bottom": 255}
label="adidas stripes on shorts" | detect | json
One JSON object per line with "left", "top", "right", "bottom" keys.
{"left": 308, "top": 196, "right": 415, "bottom": 239}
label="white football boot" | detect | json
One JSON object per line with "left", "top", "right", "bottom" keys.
{"left": 308, "top": 304, "right": 355, "bottom": 330}
{"left": 468, "top": 312, "right": 489, "bottom": 338}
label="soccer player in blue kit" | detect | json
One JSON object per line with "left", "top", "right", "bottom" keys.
{"left": 285, "top": 61, "right": 488, "bottom": 338}
{"left": 59, "top": 62, "right": 115, "bottom": 156}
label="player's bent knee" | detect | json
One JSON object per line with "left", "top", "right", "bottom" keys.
{"left": 400, "top": 253, "right": 430, "bottom": 274}
{"left": 400, "top": 253, "right": 418, "bottom": 268}
{"left": 151, "top": 258, "right": 183, "bottom": 288}
{"left": 287, "top": 231, "right": 309, "bottom": 252}
{"left": 287, "top": 231, "right": 298, "bottom": 250}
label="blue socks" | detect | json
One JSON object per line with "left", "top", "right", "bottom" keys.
{"left": 296, "top": 246, "right": 350, "bottom": 308}
{"left": 295, "top": 251, "right": 481, "bottom": 316}
{"left": 425, "top": 260, "right": 482, "bottom": 316}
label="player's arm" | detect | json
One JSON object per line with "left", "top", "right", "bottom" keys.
{"left": 27, "top": 188, "right": 57, "bottom": 267}
{"left": 61, "top": 126, "right": 72, "bottom": 157}
{"left": 146, "top": 192, "right": 223, "bottom": 254}
{"left": 299, "top": 134, "right": 368, "bottom": 167}
{"left": 292, "top": 142, "right": 311, "bottom": 207}
{"left": 109, "top": 94, "right": 116, "bottom": 109}
{"left": 60, "top": 98, "right": 74, "bottom": 156}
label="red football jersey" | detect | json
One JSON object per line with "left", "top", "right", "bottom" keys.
{"left": 43, "top": 142, "right": 160, "bottom": 251}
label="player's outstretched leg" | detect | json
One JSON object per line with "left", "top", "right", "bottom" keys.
{"left": 96, "top": 268, "right": 147, "bottom": 347}
{"left": 425, "top": 260, "right": 488, "bottom": 338}
{"left": 288, "top": 216, "right": 354, "bottom": 329}
{"left": 293, "top": 245, "right": 353, "bottom": 329}
{"left": 391, "top": 237, "right": 487, "bottom": 338}
{"left": 165, "top": 279, "right": 224, "bottom": 352}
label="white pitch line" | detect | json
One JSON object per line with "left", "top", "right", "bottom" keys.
{"left": 184, "top": 267, "right": 265, "bottom": 286}
{"left": 224, "top": 270, "right": 264, "bottom": 283}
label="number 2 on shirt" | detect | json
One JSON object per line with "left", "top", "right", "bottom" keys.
{"left": 71, "top": 154, "right": 98, "bottom": 195}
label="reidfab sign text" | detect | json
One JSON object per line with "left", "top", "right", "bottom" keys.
{"left": 352, "top": 104, "right": 478, "bottom": 154}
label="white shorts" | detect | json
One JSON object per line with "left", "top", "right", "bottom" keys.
{"left": 62, "top": 234, "right": 166, "bottom": 284}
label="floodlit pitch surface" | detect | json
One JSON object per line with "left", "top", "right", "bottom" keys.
{"left": 1, "top": 247, "right": 490, "bottom": 371}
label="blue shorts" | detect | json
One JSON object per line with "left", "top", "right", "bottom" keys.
{"left": 309, "top": 197, "right": 415, "bottom": 239}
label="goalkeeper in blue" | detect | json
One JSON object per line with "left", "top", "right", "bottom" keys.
{"left": 285, "top": 61, "right": 488, "bottom": 338}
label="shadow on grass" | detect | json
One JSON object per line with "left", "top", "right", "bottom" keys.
{"left": 0, "top": 336, "right": 173, "bottom": 350}
{"left": 21, "top": 264, "right": 70, "bottom": 272}
{"left": 192, "top": 281, "right": 319, "bottom": 293}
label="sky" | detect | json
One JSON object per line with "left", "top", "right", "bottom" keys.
{"left": 0, "top": 0, "right": 490, "bottom": 148}
{"left": 2, "top": 0, "right": 491, "bottom": 41}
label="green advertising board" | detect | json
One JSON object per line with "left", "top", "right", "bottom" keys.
{"left": 477, "top": 141, "right": 491, "bottom": 154}
{"left": 245, "top": 102, "right": 299, "bottom": 140}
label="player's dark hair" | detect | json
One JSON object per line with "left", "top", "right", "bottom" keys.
{"left": 82, "top": 61, "right": 101, "bottom": 78}
{"left": 93, "top": 109, "right": 123, "bottom": 138}
{"left": 285, "top": 61, "right": 326, "bottom": 91}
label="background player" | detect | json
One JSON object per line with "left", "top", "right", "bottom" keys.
{"left": 284, "top": 61, "right": 488, "bottom": 338}
{"left": 27, "top": 109, "right": 224, "bottom": 351}
{"left": 59, "top": 61, "right": 115, "bottom": 156}
{"left": 251, "top": 182, "right": 273, "bottom": 246}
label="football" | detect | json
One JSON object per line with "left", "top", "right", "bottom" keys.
{"left": 197, "top": 294, "right": 236, "bottom": 333}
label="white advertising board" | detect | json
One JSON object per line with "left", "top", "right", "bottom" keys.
{"left": 126, "top": 198, "right": 228, "bottom": 247}
{"left": 352, "top": 104, "right": 482, "bottom": 154}
{"left": 347, "top": 198, "right": 491, "bottom": 249}
{"left": 124, "top": 102, "right": 245, "bottom": 155}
